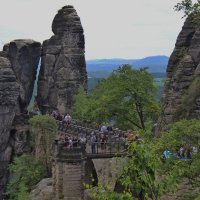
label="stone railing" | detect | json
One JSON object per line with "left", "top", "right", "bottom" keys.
{"left": 54, "top": 143, "right": 86, "bottom": 161}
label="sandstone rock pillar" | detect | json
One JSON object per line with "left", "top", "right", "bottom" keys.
{"left": 4, "top": 39, "right": 41, "bottom": 113}
{"left": 157, "top": 18, "right": 200, "bottom": 133}
{"left": 37, "top": 5, "right": 87, "bottom": 115}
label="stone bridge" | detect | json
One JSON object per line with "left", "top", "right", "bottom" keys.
{"left": 53, "top": 120, "right": 127, "bottom": 200}
{"left": 4, "top": 115, "right": 127, "bottom": 200}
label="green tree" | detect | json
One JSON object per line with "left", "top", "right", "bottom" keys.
{"left": 159, "top": 119, "right": 200, "bottom": 189}
{"left": 29, "top": 115, "right": 58, "bottom": 175}
{"left": 175, "top": 0, "right": 200, "bottom": 26}
{"left": 73, "top": 65, "right": 160, "bottom": 130}
{"left": 92, "top": 120, "right": 200, "bottom": 200}
{"left": 118, "top": 141, "right": 180, "bottom": 200}
{"left": 6, "top": 154, "right": 46, "bottom": 200}
{"left": 73, "top": 86, "right": 90, "bottom": 120}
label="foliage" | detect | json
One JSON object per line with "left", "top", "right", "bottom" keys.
{"left": 73, "top": 65, "right": 160, "bottom": 130}
{"left": 72, "top": 86, "right": 90, "bottom": 120}
{"left": 118, "top": 141, "right": 181, "bottom": 200}
{"left": 92, "top": 119, "right": 200, "bottom": 200}
{"left": 29, "top": 115, "right": 58, "bottom": 175}
{"left": 6, "top": 154, "right": 46, "bottom": 200}
{"left": 159, "top": 119, "right": 200, "bottom": 183}
{"left": 175, "top": 0, "right": 200, "bottom": 26}
{"left": 90, "top": 185, "right": 133, "bottom": 200}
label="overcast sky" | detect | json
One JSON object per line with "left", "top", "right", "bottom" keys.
{"left": 0, "top": 0, "right": 184, "bottom": 59}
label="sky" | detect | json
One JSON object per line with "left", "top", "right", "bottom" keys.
{"left": 0, "top": 0, "right": 184, "bottom": 60}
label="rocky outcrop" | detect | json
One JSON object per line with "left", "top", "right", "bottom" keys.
{"left": 37, "top": 5, "right": 87, "bottom": 115}
{"left": 30, "top": 178, "right": 54, "bottom": 200}
{"left": 4, "top": 39, "right": 41, "bottom": 113}
{"left": 0, "top": 54, "right": 19, "bottom": 199}
{"left": 157, "top": 18, "right": 200, "bottom": 132}
{"left": 0, "top": 40, "right": 41, "bottom": 198}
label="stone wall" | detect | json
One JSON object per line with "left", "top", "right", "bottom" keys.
{"left": 52, "top": 147, "right": 86, "bottom": 200}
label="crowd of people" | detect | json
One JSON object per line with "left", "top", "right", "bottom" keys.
{"left": 32, "top": 107, "right": 199, "bottom": 158}
{"left": 32, "top": 108, "right": 140, "bottom": 154}
{"left": 55, "top": 120, "right": 140, "bottom": 154}
{"left": 163, "top": 145, "right": 198, "bottom": 160}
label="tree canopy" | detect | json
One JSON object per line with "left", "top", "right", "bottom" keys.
{"left": 73, "top": 65, "right": 160, "bottom": 130}
{"left": 92, "top": 119, "right": 200, "bottom": 200}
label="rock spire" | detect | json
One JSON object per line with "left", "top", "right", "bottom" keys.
{"left": 157, "top": 18, "right": 200, "bottom": 132}
{"left": 37, "top": 5, "right": 87, "bottom": 114}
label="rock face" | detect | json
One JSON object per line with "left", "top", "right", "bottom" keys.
{"left": 157, "top": 18, "right": 200, "bottom": 132}
{"left": 37, "top": 5, "right": 87, "bottom": 115}
{"left": 30, "top": 178, "right": 54, "bottom": 200}
{"left": 0, "top": 40, "right": 41, "bottom": 198}
{"left": 4, "top": 39, "right": 41, "bottom": 113}
{"left": 0, "top": 54, "right": 19, "bottom": 198}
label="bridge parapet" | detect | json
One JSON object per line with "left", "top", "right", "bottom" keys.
{"left": 55, "top": 143, "right": 86, "bottom": 162}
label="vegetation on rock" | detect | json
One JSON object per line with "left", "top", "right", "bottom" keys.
{"left": 6, "top": 154, "right": 46, "bottom": 200}
{"left": 29, "top": 115, "right": 58, "bottom": 175}
{"left": 175, "top": 0, "right": 200, "bottom": 26}
{"left": 6, "top": 116, "right": 57, "bottom": 200}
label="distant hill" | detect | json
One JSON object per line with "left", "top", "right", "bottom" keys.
{"left": 86, "top": 55, "right": 169, "bottom": 73}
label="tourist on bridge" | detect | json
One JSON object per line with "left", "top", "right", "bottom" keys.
{"left": 100, "top": 125, "right": 107, "bottom": 133}
{"left": 79, "top": 134, "right": 87, "bottom": 150}
{"left": 68, "top": 137, "right": 73, "bottom": 148}
{"left": 90, "top": 132, "right": 96, "bottom": 153}
{"left": 127, "top": 130, "right": 136, "bottom": 143}
{"left": 64, "top": 114, "right": 72, "bottom": 125}
{"left": 51, "top": 110, "right": 58, "bottom": 119}
{"left": 114, "top": 128, "right": 120, "bottom": 137}
{"left": 100, "top": 134, "right": 107, "bottom": 151}
{"left": 56, "top": 112, "right": 63, "bottom": 121}
{"left": 107, "top": 125, "right": 113, "bottom": 132}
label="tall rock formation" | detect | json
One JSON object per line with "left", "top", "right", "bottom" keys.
{"left": 37, "top": 5, "right": 87, "bottom": 115}
{"left": 4, "top": 39, "right": 41, "bottom": 113}
{"left": 0, "top": 53, "right": 19, "bottom": 198}
{"left": 157, "top": 18, "right": 200, "bottom": 132}
{"left": 0, "top": 40, "right": 41, "bottom": 198}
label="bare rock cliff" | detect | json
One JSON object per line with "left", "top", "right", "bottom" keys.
{"left": 157, "top": 18, "right": 200, "bottom": 132}
{"left": 4, "top": 39, "right": 41, "bottom": 113}
{"left": 0, "top": 54, "right": 19, "bottom": 198}
{"left": 0, "top": 40, "right": 41, "bottom": 198}
{"left": 37, "top": 5, "right": 87, "bottom": 114}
